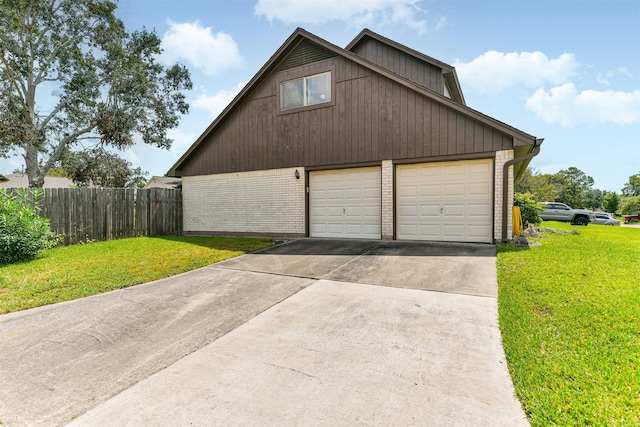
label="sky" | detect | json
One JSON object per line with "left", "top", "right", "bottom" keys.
{"left": 2, "top": 0, "right": 639, "bottom": 192}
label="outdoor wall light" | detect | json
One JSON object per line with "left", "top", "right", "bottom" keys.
{"left": 294, "top": 169, "right": 300, "bottom": 179}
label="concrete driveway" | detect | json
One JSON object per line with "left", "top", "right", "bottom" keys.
{"left": 0, "top": 239, "right": 528, "bottom": 426}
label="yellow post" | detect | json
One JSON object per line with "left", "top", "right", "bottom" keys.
{"left": 512, "top": 206, "right": 523, "bottom": 237}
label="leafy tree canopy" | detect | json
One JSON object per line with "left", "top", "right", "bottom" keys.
{"left": 552, "top": 167, "right": 594, "bottom": 208}
{"left": 622, "top": 173, "right": 640, "bottom": 197}
{"left": 515, "top": 167, "right": 559, "bottom": 202}
{"left": 56, "top": 147, "right": 147, "bottom": 188}
{"left": 0, "top": 0, "right": 192, "bottom": 188}
{"left": 603, "top": 192, "right": 620, "bottom": 215}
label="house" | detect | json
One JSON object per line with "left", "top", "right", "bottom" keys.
{"left": 0, "top": 173, "right": 76, "bottom": 189}
{"left": 168, "top": 28, "right": 542, "bottom": 243}
{"left": 144, "top": 176, "right": 182, "bottom": 189}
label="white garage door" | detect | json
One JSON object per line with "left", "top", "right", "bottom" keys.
{"left": 396, "top": 160, "right": 493, "bottom": 243}
{"left": 310, "top": 167, "right": 381, "bottom": 239}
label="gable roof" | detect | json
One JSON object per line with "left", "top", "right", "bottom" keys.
{"left": 168, "top": 28, "right": 537, "bottom": 177}
{"left": 144, "top": 176, "right": 182, "bottom": 189}
{"left": 0, "top": 173, "right": 75, "bottom": 189}
{"left": 345, "top": 29, "right": 466, "bottom": 105}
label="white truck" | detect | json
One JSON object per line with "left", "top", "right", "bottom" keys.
{"left": 539, "top": 202, "right": 595, "bottom": 225}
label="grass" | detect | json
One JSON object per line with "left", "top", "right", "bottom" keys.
{"left": 0, "top": 236, "right": 273, "bottom": 314}
{"left": 497, "top": 222, "right": 640, "bottom": 426}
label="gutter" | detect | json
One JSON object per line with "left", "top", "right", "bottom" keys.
{"left": 501, "top": 138, "right": 544, "bottom": 242}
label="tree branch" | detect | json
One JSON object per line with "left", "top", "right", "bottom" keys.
{"left": 0, "top": 49, "right": 28, "bottom": 101}
{"left": 37, "top": 101, "right": 65, "bottom": 131}
{"left": 42, "top": 123, "right": 96, "bottom": 173}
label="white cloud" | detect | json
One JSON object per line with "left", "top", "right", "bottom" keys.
{"left": 454, "top": 51, "right": 579, "bottom": 93}
{"left": 192, "top": 82, "right": 247, "bottom": 119}
{"left": 160, "top": 21, "right": 242, "bottom": 75}
{"left": 525, "top": 83, "right": 640, "bottom": 126}
{"left": 255, "top": 0, "right": 427, "bottom": 33}
{"left": 596, "top": 67, "right": 633, "bottom": 86}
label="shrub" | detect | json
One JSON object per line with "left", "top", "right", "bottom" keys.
{"left": 620, "top": 195, "right": 640, "bottom": 215}
{"left": 514, "top": 192, "right": 542, "bottom": 226}
{"left": 0, "top": 189, "right": 60, "bottom": 264}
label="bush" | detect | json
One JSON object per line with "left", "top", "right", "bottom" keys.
{"left": 514, "top": 192, "right": 542, "bottom": 226}
{"left": 0, "top": 189, "right": 60, "bottom": 264}
{"left": 620, "top": 195, "right": 640, "bottom": 215}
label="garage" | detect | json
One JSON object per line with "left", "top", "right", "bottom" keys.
{"left": 309, "top": 167, "right": 381, "bottom": 239}
{"left": 396, "top": 160, "right": 493, "bottom": 243}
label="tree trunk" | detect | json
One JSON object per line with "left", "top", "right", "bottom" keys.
{"left": 24, "top": 70, "right": 46, "bottom": 189}
{"left": 25, "top": 142, "right": 44, "bottom": 189}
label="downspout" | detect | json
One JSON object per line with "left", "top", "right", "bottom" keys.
{"left": 501, "top": 138, "right": 544, "bottom": 242}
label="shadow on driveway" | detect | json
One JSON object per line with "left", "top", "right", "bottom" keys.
{"left": 218, "top": 239, "right": 498, "bottom": 297}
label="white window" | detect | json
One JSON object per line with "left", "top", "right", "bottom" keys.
{"left": 280, "top": 72, "right": 331, "bottom": 111}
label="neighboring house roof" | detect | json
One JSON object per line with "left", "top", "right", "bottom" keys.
{"left": 168, "top": 27, "right": 539, "bottom": 178}
{"left": 144, "top": 176, "right": 182, "bottom": 189}
{"left": 0, "top": 173, "right": 76, "bottom": 189}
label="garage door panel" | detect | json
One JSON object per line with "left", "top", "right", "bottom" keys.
{"left": 467, "top": 162, "right": 492, "bottom": 175}
{"left": 344, "top": 188, "right": 362, "bottom": 199}
{"left": 420, "top": 184, "right": 440, "bottom": 198}
{"left": 443, "top": 204, "right": 465, "bottom": 217}
{"left": 468, "top": 182, "right": 492, "bottom": 196}
{"left": 328, "top": 189, "right": 344, "bottom": 200}
{"left": 468, "top": 225, "right": 491, "bottom": 239}
{"left": 345, "top": 206, "right": 362, "bottom": 216}
{"left": 397, "top": 185, "right": 418, "bottom": 198}
{"left": 310, "top": 167, "right": 381, "bottom": 239}
{"left": 397, "top": 205, "right": 418, "bottom": 217}
{"left": 419, "top": 224, "right": 441, "bottom": 238}
{"left": 442, "top": 224, "right": 466, "bottom": 239}
{"left": 397, "top": 160, "right": 493, "bottom": 243}
{"left": 443, "top": 183, "right": 465, "bottom": 197}
{"left": 397, "top": 224, "right": 418, "bottom": 236}
{"left": 444, "top": 164, "right": 465, "bottom": 176}
{"left": 467, "top": 203, "right": 492, "bottom": 218}
{"left": 420, "top": 204, "right": 440, "bottom": 217}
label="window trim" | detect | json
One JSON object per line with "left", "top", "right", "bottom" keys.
{"left": 276, "top": 65, "right": 336, "bottom": 115}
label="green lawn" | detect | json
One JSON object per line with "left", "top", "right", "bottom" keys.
{"left": 0, "top": 236, "right": 273, "bottom": 314}
{"left": 498, "top": 222, "right": 640, "bottom": 426}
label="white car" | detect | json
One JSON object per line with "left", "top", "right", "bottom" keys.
{"left": 592, "top": 212, "right": 621, "bottom": 226}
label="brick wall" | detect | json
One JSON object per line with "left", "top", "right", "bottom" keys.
{"left": 381, "top": 160, "right": 394, "bottom": 240}
{"left": 182, "top": 167, "right": 305, "bottom": 236}
{"left": 494, "top": 150, "right": 514, "bottom": 241}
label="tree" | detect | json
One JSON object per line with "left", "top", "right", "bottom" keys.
{"left": 515, "top": 167, "right": 559, "bottom": 202}
{"left": 583, "top": 188, "right": 603, "bottom": 210}
{"left": 620, "top": 196, "right": 640, "bottom": 215}
{"left": 0, "top": 0, "right": 191, "bottom": 188}
{"left": 622, "top": 173, "right": 640, "bottom": 197}
{"left": 602, "top": 192, "right": 620, "bottom": 214}
{"left": 552, "top": 167, "right": 594, "bottom": 208}
{"left": 57, "top": 147, "right": 147, "bottom": 188}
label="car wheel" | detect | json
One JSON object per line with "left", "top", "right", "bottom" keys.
{"left": 574, "top": 217, "right": 588, "bottom": 226}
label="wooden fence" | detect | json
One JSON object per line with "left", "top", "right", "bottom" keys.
{"left": 11, "top": 188, "right": 183, "bottom": 245}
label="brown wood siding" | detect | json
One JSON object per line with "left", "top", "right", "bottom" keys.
{"left": 351, "top": 38, "right": 444, "bottom": 94}
{"left": 180, "top": 55, "right": 513, "bottom": 177}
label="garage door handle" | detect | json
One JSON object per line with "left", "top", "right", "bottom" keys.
{"left": 440, "top": 207, "right": 444, "bottom": 215}
{"left": 343, "top": 208, "right": 346, "bottom": 215}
